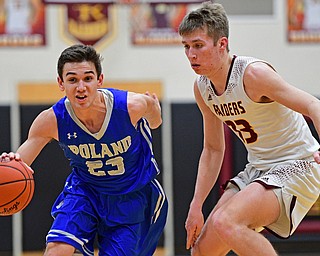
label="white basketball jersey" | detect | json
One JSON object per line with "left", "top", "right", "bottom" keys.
{"left": 304, "top": 0, "right": 320, "bottom": 30}
{"left": 5, "top": 0, "right": 32, "bottom": 34}
{"left": 197, "top": 56, "right": 319, "bottom": 170}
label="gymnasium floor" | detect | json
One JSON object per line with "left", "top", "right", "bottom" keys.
{"left": 22, "top": 248, "right": 320, "bottom": 256}
{"left": 22, "top": 248, "right": 165, "bottom": 256}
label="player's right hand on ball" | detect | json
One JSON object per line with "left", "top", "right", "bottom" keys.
{"left": 0, "top": 152, "right": 21, "bottom": 163}
{"left": 0, "top": 152, "right": 33, "bottom": 174}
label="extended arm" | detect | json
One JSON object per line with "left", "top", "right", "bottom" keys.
{"left": 127, "top": 91, "right": 162, "bottom": 129}
{"left": 185, "top": 82, "right": 225, "bottom": 249}
{"left": 243, "top": 62, "right": 320, "bottom": 163}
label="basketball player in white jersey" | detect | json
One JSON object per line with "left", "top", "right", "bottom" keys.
{"left": 4, "top": 0, "right": 38, "bottom": 34}
{"left": 179, "top": 1, "right": 320, "bottom": 255}
{"left": 304, "top": 0, "right": 320, "bottom": 30}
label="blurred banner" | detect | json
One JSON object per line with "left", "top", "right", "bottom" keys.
{"left": 60, "top": 3, "right": 116, "bottom": 48}
{"left": 0, "top": 0, "right": 46, "bottom": 47}
{"left": 130, "top": 3, "right": 197, "bottom": 45}
{"left": 43, "top": 0, "right": 202, "bottom": 3}
{"left": 287, "top": 0, "right": 320, "bottom": 42}
{"left": 54, "top": 1, "right": 201, "bottom": 47}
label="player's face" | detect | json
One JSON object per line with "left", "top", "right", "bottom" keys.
{"left": 58, "top": 61, "right": 103, "bottom": 109}
{"left": 181, "top": 28, "right": 224, "bottom": 77}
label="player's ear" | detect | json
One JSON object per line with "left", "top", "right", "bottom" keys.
{"left": 97, "top": 74, "right": 104, "bottom": 88}
{"left": 219, "top": 37, "right": 228, "bottom": 50}
{"left": 57, "top": 76, "right": 65, "bottom": 91}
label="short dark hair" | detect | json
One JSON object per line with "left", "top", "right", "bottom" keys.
{"left": 178, "top": 1, "right": 229, "bottom": 50}
{"left": 57, "top": 44, "right": 103, "bottom": 80}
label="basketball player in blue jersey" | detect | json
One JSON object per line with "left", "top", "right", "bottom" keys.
{"left": 179, "top": 1, "right": 320, "bottom": 256}
{"left": 0, "top": 44, "right": 168, "bottom": 256}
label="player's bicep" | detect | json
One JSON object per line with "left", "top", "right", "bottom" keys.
{"left": 202, "top": 110, "right": 225, "bottom": 151}
{"left": 194, "top": 83, "right": 225, "bottom": 150}
{"left": 246, "top": 63, "right": 313, "bottom": 114}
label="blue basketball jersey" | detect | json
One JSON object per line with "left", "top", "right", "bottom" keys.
{"left": 52, "top": 88, "right": 160, "bottom": 195}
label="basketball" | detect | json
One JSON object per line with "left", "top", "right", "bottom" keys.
{"left": 0, "top": 160, "right": 35, "bottom": 216}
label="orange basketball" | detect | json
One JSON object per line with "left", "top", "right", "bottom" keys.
{"left": 0, "top": 160, "right": 35, "bottom": 216}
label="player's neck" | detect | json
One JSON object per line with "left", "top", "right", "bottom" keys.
{"left": 74, "top": 92, "right": 106, "bottom": 133}
{"left": 208, "top": 54, "right": 233, "bottom": 96}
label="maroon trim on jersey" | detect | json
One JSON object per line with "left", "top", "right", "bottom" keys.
{"left": 254, "top": 180, "right": 296, "bottom": 239}
{"left": 209, "top": 55, "right": 237, "bottom": 96}
{"left": 253, "top": 180, "right": 281, "bottom": 190}
{"left": 220, "top": 179, "right": 240, "bottom": 191}
{"left": 225, "top": 55, "right": 237, "bottom": 89}
{"left": 263, "top": 227, "right": 291, "bottom": 239}
{"left": 263, "top": 196, "right": 296, "bottom": 239}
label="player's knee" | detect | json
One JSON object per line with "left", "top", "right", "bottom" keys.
{"left": 44, "top": 242, "right": 76, "bottom": 256}
{"left": 191, "top": 243, "right": 203, "bottom": 256}
{"left": 210, "top": 209, "right": 235, "bottom": 241}
{"left": 43, "top": 243, "right": 54, "bottom": 256}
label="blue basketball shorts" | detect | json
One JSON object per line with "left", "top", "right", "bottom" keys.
{"left": 46, "top": 177, "right": 168, "bottom": 256}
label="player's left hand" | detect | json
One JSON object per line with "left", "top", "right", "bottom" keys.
{"left": 313, "top": 149, "right": 320, "bottom": 164}
{"left": 185, "top": 204, "right": 204, "bottom": 250}
{"left": 145, "top": 91, "right": 160, "bottom": 106}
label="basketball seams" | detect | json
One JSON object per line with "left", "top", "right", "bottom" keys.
{"left": 0, "top": 162, "right": 31, "bottom": 178}
{"left": 18, "top": 160, "right": 33, "bottom": 179}
{"left": 0, "top": 160, "right": 35, "bottom": 216}
{"left": 0, "top": 178, "right": 34, "bottom": 186}
{"left": 0, "top": 181, "right": 29, "bottom": 207}
{"left": 19, "top": 161, "right": 35, "bottom": 210}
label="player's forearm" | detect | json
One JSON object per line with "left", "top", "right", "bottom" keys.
{"left": 17, "top": 138, "right": 49, "bottom": 166}
{"left": 191, "top": 149, "right": 224, "bottom": 207}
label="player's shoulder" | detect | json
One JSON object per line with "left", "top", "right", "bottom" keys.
{"left": 245, "top": 61, "right": 275, "bottom": 81}
{"left": 36, "top": 107, "right": 56, "bottom": 123}
{"left": 237, "top": 55, "right": 274, "bottom": 72}
{"left": 100, "top": 88, "right": 128, "bottom": 104}
{"left": 99, "top": 87, "right": 127, "bottom": 96}
{"left": 196, "top": 75, "right": 210, "bottom": 96}
{"left": 31, "top": 107, "right": 57, "bottom": 139}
